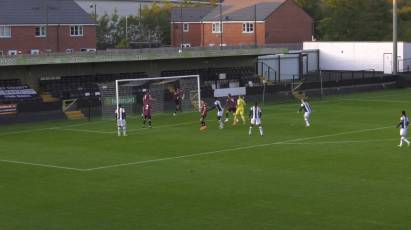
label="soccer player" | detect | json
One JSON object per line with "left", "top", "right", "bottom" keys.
{"left": 233, "top": 95, "right": 246, "bottom": 125}
{"left": 224, "top": 94, "right": 237, "bottom": 122}
{"left": 142, "top": 89, "right": 152, "bottom": 107}
{"left": 115, "top": 104, "right": 127, "bottom": 136}
{"left": 199, "top": 100, "right": 208, "bottom": 131}
{"left": 142, "top": 90, "right": 153, "bottom": 128}
{"left": 397, "top": 110, "right": 410, "bottom": 147}
{"left": 173, "top": 88, "right": 184, "bottom": 116}
{"left": 299, "top": 98, "right": 312, "bottom": 127}
{"left": 249, "top": 102, "right": 263, "bottom": 136}
{"left": 210, "top": 97, "right": 224, "bottom": 129}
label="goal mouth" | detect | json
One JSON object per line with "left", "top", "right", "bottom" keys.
{"left": 98, "top": 75, "right": 201, "bottom": 119}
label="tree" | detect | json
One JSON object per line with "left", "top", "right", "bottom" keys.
{"left": 295, "top": 0, "right": 324, "bottom": 39}
{"left": 319, "top": 0, "right": 391, "bottom": 41}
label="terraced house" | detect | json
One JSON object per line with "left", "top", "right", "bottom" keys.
{"left": 171, "top": 0, "right": 313, "bottom": 47}
{"left": 0, "top": 0, "right": 96, "bottom": 55}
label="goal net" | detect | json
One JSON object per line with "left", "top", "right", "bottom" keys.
{"left": 98, "top": 75, "right": 201, "bottom": 118}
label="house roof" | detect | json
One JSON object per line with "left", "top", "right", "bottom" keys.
{"left": 171, "top": 0, "right": 288, "bottom": 23}
{"left": 0, "top": 0, "right": 95, "bottom": 25}
{"left": 203, "top": 2, "right": 284, "bottom": 21}
{"left": 170, "top": 7, "right": 214, "bottom": 22}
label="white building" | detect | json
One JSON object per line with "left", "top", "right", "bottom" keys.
{"left": 303, "top": 42, "right": 411, "bottom": 74}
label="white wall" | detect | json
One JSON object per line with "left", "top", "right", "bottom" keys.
{"left": 402, "top": 43, "right": 411, "bottom": 72}
{"left": 303, "top": 42, "right": 411, "bottom": 73}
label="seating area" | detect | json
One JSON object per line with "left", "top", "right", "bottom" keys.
{"left": 161, "top": 66, "right": 256, "bottom": 82}
{"left": 0, "top": 79, "right": 42, "bottom": 104}
{"left": 40, "top": 72, "right": 148, "bottom": 100}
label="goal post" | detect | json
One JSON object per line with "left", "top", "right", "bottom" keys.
{"left": 99, "top": 75, "right": 201, "bottom": 118}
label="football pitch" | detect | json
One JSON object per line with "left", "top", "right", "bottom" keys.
{"left": 1, "top": 89, "right": 411, "bottom": 229}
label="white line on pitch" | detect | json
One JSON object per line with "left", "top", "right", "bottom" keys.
{"left": 0, "top": 119, "right": 111, "bottom": 137}
{"left": 0, "top": 126, "right": 394, "bottom": 172}
{"left": 287, "top": 138, "right": 397, "bottom": 145}
{"left": 340, "top": 98, "right": 411, "bottom": 103}
{"left": 56, "top": 121, "right": 199, "bottom": 135}
{"left": 0, "top": 159, "right": 85, "bottom": 171}
{"left": 54, "top": 111, "right": 297, "bottom": 135}
{"left": 83, "top": 125, "right": 393, "bottom": 171}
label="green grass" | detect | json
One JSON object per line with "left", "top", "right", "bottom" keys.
{"left": 1, "top": 89, "right": 411, "bottom": 230}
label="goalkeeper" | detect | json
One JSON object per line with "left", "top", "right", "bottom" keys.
{"left": 233, "top": 96, "right": 246, "bottom": 125}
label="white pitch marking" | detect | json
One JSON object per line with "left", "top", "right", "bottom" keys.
{"left": 0, "top": 159, "right": 85, "bottom": 171}
{"left": 286, "top": 138, "right": 397, "bottom": 145}
{"left": 0, "top": 126, "right": 394, "bottom": 172}
{"left": 341, "top": 98, "right": 411, "bottom": 104}
{"left": 56, "top": 121, "right": 199, "bottom": 135}
{"left": 0, "top": 119, "right": 111, "bottom": 137}
{"left": 54, "top": 111, "right": 297, "bottom": 135}
{"left": 83, "top": 125, "right": 393, "bottom": 171}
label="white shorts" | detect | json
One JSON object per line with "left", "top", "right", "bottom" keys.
{"left": 217, "top": 110, "right": 224, "bottom": 118}
{"left": 304, "top": 112, "right": 311, "bottom": 119}
{"left": 400, "top": 128, "right": 408, "bottom": 137}
{"left": 251, "top": 118, "right": 262, "bottom": 125}
{"left": 117, "top": 119, "right": 126, "bottom": 127}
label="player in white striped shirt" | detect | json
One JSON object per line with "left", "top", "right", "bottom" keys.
{"left": 299, "top": 99, "right": 312, "bottom": 127}
{"left": 249, "top": 102, "right": 263, "bottom": 136}
{"left": 211, "top": 98, "right": 224, "bottom": 129}
{"left": 397, "top": 110, "right": 410, "bottom": 147}
{"left": 115, "top": 104, "right": 127, "bottom": 136}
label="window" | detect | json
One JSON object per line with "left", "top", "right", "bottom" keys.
{"left": 212, "top": 23, "right": 223, "bottom": 33}
{"left": 70, "top": 25, "right": 84, "bottom": 37}
{"left": 0, "top": 26, "right": 11, "bottom": 38}
{"left": 242, "top": 23, "right": 254, "bottom": 33}
{"left": 0, "top": 51, "right": 3, "bottom": 56}
{"left": 181, "top": 43, "right": 191, "bottom": 48}
{"left": 35, "top": 26, "right": 47, "bottom": 37}
{"left": 183, "top": 23, "right": 189, "bottom": 32}
{"left": 8, "top": 50, "right": 17, "bottom": 56}
{"left": 80, "top": 48, "right": 96, "bottom": 52}
{"left": 30, "top": 49, "right": 40, "bottom": 55}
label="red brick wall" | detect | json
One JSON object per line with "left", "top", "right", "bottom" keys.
{"left": 0, "top": 25, "right": 96, "bottom": 54}
{"left": 202, "top": 22, "right": 265, "bottom": 47}
{"left": 265, "top": 0, "right": 313, "bottom": 43}
{"left": 171, "top": 23, "right": 203, "bottom": 47}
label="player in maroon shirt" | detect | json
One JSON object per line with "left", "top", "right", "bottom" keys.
{"left": 173, "top": 88, "right": 184, "bottom": 116}
{"left": 200, "top": 100, "right": 208, "bottom": 131}
{"left": 224, "top": 94, "right": 237, "bottom": 123}
{"left": 142, "top": 90, "right": 153, "bottom": 128}
{"left": 142, "top": 90, "right": 152, "bottom": 106}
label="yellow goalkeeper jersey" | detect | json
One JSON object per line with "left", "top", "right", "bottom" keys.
{"left": 237, "top": 97, "right": 246, "bottom": 110}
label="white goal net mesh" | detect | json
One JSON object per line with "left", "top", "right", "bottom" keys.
{"left": 98, "top": 75, "right": 200, "bottom": 118}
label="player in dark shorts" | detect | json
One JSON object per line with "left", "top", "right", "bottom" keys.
{"left": 200, "top": 100, "right": 208, "bottom": 131}
{"left": 143, "top": 103, "right": 152, "bottom": 128}
{"left": 225, "top": 94, "right": 237, "bottom": 123}
{"left": 173, "top": 88, "right": 184, "bottom": 116}
{"left": 142, "top": 90, "right": 153, "bottom": 128}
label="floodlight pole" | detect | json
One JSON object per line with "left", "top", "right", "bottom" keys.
{"left": 393, "top": 0, "right": 398, "bottom": 75}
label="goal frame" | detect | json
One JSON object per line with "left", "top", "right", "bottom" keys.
{"left": 115, "top": 74, "right": 201, "bottom": 113}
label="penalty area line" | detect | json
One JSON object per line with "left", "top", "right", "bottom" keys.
{"left": 0, "top": 159, "right": 85, "bottom": 171}
{"left": 0, "top": 127, "right": 394, "bottom": 172}
{"left": 84, "top": 125, "right": 393, "bottom": 171}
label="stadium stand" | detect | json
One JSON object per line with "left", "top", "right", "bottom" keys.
{"left": 161, "top": 66, "right": 255, "bottom": 82}
{"left": 39, "top": 72, "right": 148, "bottom": 100}
{"left": 0, "top": 79, "right": 42, "bottom": 104}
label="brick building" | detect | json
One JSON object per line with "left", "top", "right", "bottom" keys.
{"left": 0, "top": 0, "right": 96, "bottom": 55}
{"left": 171, "top": 0, "right": 313, "bottom": 47}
